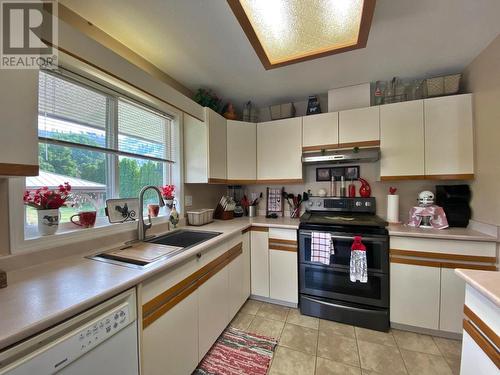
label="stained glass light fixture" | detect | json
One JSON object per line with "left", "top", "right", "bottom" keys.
{"left": 227, "top": 0, "right": 376, "bottom": 69}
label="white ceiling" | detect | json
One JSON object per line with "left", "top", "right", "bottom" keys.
{"left": 61, "top": 0, "right": 500, "bottom": 108}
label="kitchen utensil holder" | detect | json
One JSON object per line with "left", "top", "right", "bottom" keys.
{"left": 214, "top": 204, "right": 234, "bottom": 220}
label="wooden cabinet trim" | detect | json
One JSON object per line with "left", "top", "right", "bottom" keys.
{"left": 381, "top": 174, "right": 474, "bottom": 181}
{"left": 241, "top": 227, "right": 251, "bottom": 234}
{"left": 302, "top": 144, "right": 339, "bottom": 152}
{"left": 269, "top": 238, "right": 297, "bottom": 252}
{"left": 390, "top": 249, "right": 497, "bottom": 264}
{"left": 338, "top": 140, "right": 380, "bottom": 149}
{"left": 250, "top": 226, "right": 269, "bottom": 232}
{"left": 390, "top": 256, "right": 497, "bottom": 271}
{"left": 463, "top": 319, "right": 500, "bottom": 368}
{"left": 256, "top": 179, "right": 303, "bottom": 184}
{"left": 226, "top": 179, "right": 257, "bottom": 185}
{"left": 142, "top": 242, "right": 243, "bottom": 327}
{"left": 464, "top": 305, "right": 500, "bottom": 349}
{"left": 0, "top": 163, "right": 39, "bottom": 176}
{"left": 207, "top": 178, "right": 228, "bottom": 184}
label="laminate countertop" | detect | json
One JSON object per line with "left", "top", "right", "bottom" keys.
{"left": 455, "top": 269, "right": 500, "bottom": 307}
{"left": 0, "top": 217, "right": 299, "bottom": 351}
{"left": 388, "top": 223, "right": 497, "bottom": 242}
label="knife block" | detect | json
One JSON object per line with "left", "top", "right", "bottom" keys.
{"left": 214, "top": 204, "right": 234, "bottom": 220}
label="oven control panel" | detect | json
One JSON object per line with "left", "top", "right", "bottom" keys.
{"left": 306, "top": 197, "right": 376, "bottom": 213}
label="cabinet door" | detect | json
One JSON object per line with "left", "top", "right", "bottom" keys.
{"left": 257, "top": 118, "right": 302, "bottom": 181}
{"left": 206, "top": 108, "right": 227, "bottom": 180}
{"left": 424, "top": 94, "right": 474, "bottom": 177}
{"left": 227, "top": 120, "right": 256, "bottom": 181}
{"left": 242, "top": 231, "right": 251, "bottom": 303}
{"left": 184, "top": 113, "right": 208, "bottom": 183}
{"left": 269, "top": 250, "right": 298, "bottom": 303}
{"left": 390, "top": 263, "right": 440, "bottom": 329}
{"left": 250, "top": 230, "right": 269, "bottom": 297}
{"left": 228, "top": 252, "right": 244, "bottom": 318}
{"left": 142, "top": 291, "right": 198, "bottom": 375}
{"left": 439, "top": 268, "right": 466, "bottom": 333}
{"left": 302, "top": 112, "right": 338, "bottom": 149}
{"left": 380, "top": 100, "right": 425, "bottom": 178}
{"left": 0, "top": 70, "right": 38, "bottom": 174}
{"left": 198, "top": 266, "right": 229, "bottom": 359}
{"left": 339, "top": 106, "right": 380, "bottom": 146}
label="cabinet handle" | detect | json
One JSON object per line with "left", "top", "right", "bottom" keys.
{"left": 196, "top": 253, "right": 202, "bottom": 259}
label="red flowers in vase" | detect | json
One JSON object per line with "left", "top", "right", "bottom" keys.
{"left": 24, "top": 183, "right": 72, "bottom": 210}
{"left": 160, "top": 184, "right": 175, "bottom": 199}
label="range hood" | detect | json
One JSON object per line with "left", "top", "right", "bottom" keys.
{"left": 302, "top": 148, "right": 380, "bottom": 164}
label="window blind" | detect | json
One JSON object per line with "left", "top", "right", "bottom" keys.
{"left": 37, "top": 70, "right": 174, "bottom": 164}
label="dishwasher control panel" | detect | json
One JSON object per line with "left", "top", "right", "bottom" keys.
{"left": 76, "top": 303, "right": 130, "bottom": 353}
{"left": 0, "top": 302, "right": 132, "bottom": 375}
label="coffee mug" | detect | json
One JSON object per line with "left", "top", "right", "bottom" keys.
{"left": 148, "top": 204, "right": 160, "bottom": 217}
{"left": 71, "top": 211, "right": 97, "bottom": 228}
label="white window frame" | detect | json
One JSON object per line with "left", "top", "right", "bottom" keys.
{"left": 9, "top": 68, "right": 184, "bottom": 253}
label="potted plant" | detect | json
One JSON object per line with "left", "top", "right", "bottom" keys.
{"left": 194, "top": 88, "right": 221, "bottom": 112}
{"left": 160, "top": 184, "right": 175, "bottom": 209}
{"left": 23, "top": 183, "right": 72, "bottom": 236}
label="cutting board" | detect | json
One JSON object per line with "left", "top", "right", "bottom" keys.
{"left": 106, "top": 243, "right": 183, "bottom": 263}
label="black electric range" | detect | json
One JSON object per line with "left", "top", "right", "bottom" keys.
{"left": 298, "top": 197, "right": 390, "bottom": 331}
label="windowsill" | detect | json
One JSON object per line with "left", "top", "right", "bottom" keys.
{"left": 16, "top": 215, "right": 170, "bottom": 253}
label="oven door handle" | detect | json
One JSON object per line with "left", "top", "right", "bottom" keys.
{"left": 301, "top": 295, "right": 385, "bottom": 313}
{"left": 299, "top": 231, "right": 385, "bottom": 242}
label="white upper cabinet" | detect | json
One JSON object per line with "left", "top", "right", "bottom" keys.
{"left": 184, "top": 113, "right": 208, "bottom": 183}
{"left": 302, "top": 112, "right": 338, "bottom": 150}
{"left": 0, "top": 70, "right": 39, "bottom": 176}
{"left": 206, "top": 108, "right": 227, "bottom": 181}
{"left": 184, "top": 108, "right": 227, "bottom": 183}
{"left": 226, "top": 120, "right": 257, "bottom": 182}
{"left": 380, "top": 100, "right": 425, "bottom": 179}
{"left": 424, "top": 94, "right": 474, "bottom": 177}
{"left": 257, "top": 117, "right": 302, "bottom": 181}
{"left": 339, "top": 106, "right": 380, "bottom": 146}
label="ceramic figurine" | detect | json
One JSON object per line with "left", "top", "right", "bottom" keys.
{"left": 169, "top": 204, "right": 179, "bottom": 228}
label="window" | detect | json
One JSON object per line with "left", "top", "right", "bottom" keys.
{"left": 25, "top": 70, "right": 175, "bottom": 238}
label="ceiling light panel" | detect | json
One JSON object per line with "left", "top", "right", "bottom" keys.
{"left": 229, "top": 0, "right": 375, "bottom": 69}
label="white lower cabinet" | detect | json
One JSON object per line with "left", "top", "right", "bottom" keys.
{"left": 228, "top": 251, "right": 245, "bottom": 318}
{"left": 269, "top": 249, "right": 298, "bottom": 303}
{"left": 390, "top": 263, "right": 441, "bottom": 330}
{"left": 251, "top": 230, "right": 270, "bottom": 298}
{"left": 439, "top": 268, "right": 466, "bottom": 333}
{"left": 242, "top": 231, "right": 251, "bottom": 303}
{"left": 142, "top": 290, "right": 199, "bottom": 375}
{"left": 198, "top": 266, "right": 230, "bottom": 360}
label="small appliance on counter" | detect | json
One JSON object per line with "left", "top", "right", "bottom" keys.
{"left": 436, "top": 184, "right": 471, "bottom": 227}
{"left": 408, "top": 191, "right": 449, "bottom": 229}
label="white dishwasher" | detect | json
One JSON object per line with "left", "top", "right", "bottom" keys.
{"left": 0, "top": 288, "right": 139, "bottom": 375}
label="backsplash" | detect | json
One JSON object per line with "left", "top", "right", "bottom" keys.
{"left": 242, "top": 162, "right": 469, "bottom": 222}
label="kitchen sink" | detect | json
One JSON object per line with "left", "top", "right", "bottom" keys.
{"left": 146, "top": 229, "right": 222, "bottom": 248}
{"left": 88, "top": 229, "right": 222, "bottom": 269}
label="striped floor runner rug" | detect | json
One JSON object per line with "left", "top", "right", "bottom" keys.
{"left": 193, "top": 327, "right": 278, "bottom": 375}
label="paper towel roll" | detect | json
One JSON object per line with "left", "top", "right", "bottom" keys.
{"left": 387, "top": 194, "right": 400, "bottom": 223}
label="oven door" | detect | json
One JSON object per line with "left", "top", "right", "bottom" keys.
{"left": 298, "top": 230, "right": 389, "bottom": 273}
{"left": 299, "top": 263, "right": 389, "bottom": 308}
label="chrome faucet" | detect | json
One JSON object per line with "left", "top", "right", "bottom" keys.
{"left": 138, "top": 185, "right": 165, "bottom": 241}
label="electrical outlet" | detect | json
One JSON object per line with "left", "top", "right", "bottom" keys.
{"left": 185, "top": 195, "right": 193, "bottom": 207}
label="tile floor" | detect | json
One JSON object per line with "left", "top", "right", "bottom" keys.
{"left": 230, "top": 299, "right": 462, "bottom": 375}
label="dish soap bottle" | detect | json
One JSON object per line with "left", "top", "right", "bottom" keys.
{"left": 169, "top": 204, "right": 179, "bottom": 228}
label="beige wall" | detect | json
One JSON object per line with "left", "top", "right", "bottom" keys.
{"left": 463, "top": 35, "right": 500, "bottom": 226}
{"left": 0, "top": 179, "right": 8, "bottom": 256}
{"left": 244, "top": 163, "right": 467, "bottom": 222}
{"left": 184, "top": 184, "right": 226, "bottom": 212}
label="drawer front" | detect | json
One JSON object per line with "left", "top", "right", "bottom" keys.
{"left": 390, "top": 237, "right": 496, "bottom": 258}
{"left": 269, "top": 228, "right": 297, "bottom": 241}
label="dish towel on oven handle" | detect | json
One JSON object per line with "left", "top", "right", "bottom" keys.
{"left": 311, "top": 232, "right": 334, "bottom": 265}
{"left": 350, "top": 236, "right": 367, "bottom": 283}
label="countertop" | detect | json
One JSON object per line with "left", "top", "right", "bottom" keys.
{"left": 0, "top": 217, "right": 299, "bottom": 351}
{"left": 455, "top": 269, "right": 500, "bottom": 307}
{"left": 388, "top": 223, "right": 497, "bottom": 242}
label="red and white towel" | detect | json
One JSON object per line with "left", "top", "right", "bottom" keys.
{"left": 311, "top": 232, "right": 334, "bottom": 265}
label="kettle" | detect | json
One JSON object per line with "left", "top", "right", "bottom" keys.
{"left": 358, "top": 178, "right": 371, "bottom": 198}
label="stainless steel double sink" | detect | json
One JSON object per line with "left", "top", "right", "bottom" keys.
{"left": 89, "top": 229, "right": 222, "bottom": 269}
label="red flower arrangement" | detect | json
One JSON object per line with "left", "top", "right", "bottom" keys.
{"left": 161, "top": 184, "right": 175, "bottom": 199}
{"left": 24, "top": 183, "right": 72, "bottom": 210}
